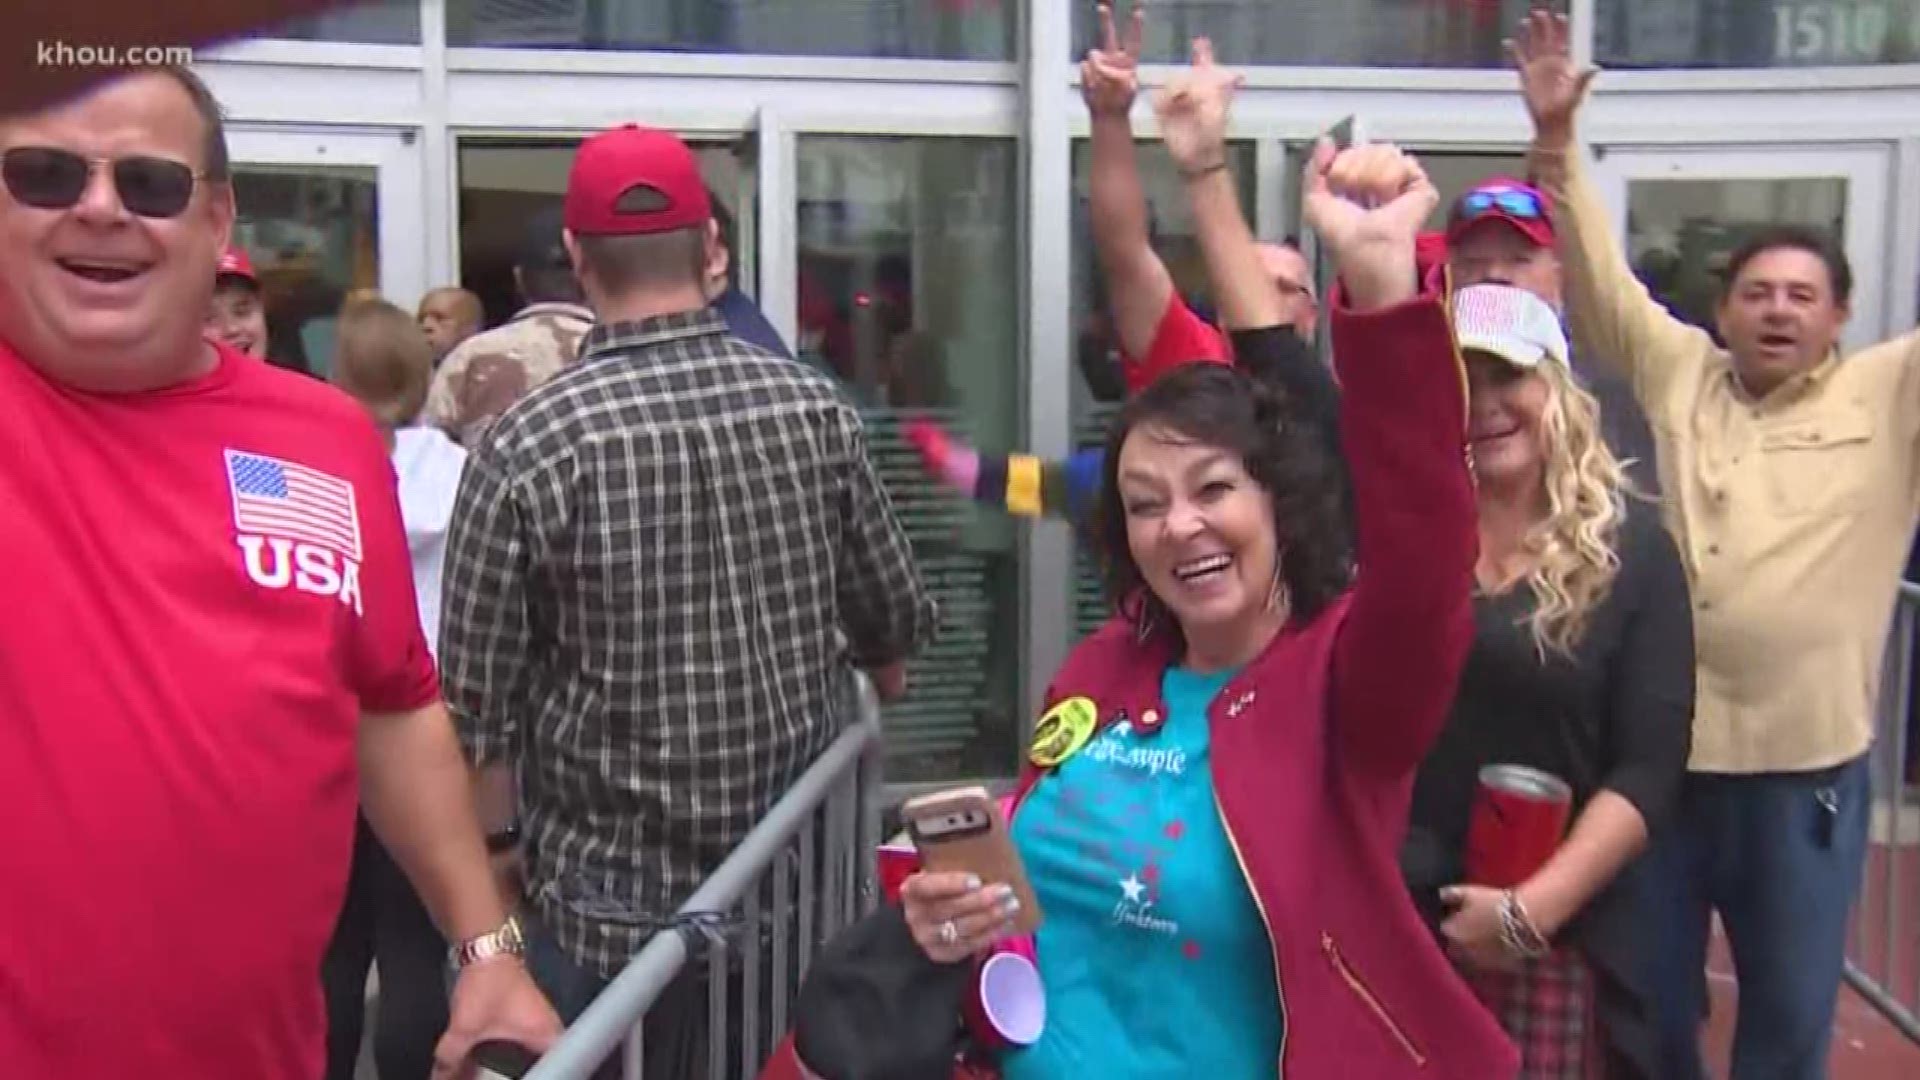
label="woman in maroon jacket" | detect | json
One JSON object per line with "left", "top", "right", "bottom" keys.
{"left": 897, "top": 41, "right": 1518, "bottom": 1080}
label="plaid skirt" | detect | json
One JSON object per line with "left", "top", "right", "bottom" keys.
{"left": 1460, "top": 947, "right": 1607, "bottom": 1080}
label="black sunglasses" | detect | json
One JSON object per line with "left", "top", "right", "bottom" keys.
{"left": 1, "top": 147, "right": 205, "bottom": 219}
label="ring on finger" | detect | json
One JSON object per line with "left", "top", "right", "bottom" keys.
{"left": 938, "top": 919, "right": 959, "bottom": 947}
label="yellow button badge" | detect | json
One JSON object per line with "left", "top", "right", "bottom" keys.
{"left": 1028, "top": 695, "right": 1099, "bottom": 769}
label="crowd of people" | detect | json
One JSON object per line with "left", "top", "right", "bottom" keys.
{"left": 4, "top": 3, "right": 1920, "bottom": 1079}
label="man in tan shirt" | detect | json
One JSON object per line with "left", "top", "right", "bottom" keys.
{"left": 423, "top": 207, "right": 593, "bottom": 446}
{"left": 1513, "top": 12, "right": 1920, "bottom": 1078}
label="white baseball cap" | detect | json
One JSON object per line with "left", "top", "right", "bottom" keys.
{"left": 1452, "top": 283, "right": 1568, "bottom": 370}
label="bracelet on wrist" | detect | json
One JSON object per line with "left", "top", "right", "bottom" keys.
{"left": 1497, "top": 889, "right": 1550, "bottom": 960}
{"left": 1179, "top": 157, "right": 1229, "bottom": 181}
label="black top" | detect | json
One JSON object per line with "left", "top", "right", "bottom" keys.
{"left": 1228, "top": 326, "right": 1344, "bottom": 462}
{"left": 1402, "top": 496, "right": 1694, "bottom": 1077}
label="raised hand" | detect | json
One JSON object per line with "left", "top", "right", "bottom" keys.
{"left": 1153, "top": 37, "right": 1241, "bottom": 175}
{"left": 1080, "top": 2, "right": 1144, "bottom": 119}
{"left": 1300, "top": 139, "right": 1437, "bottom": 312}
{"left": 1507, "top": 8, "right": 1596, "bottom": 147}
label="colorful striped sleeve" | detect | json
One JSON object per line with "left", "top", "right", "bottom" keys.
{"left": 969, "top": 448, "right": 1103, "bottom": 524}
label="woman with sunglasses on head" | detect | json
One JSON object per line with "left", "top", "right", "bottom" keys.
{"left": 897, "top": 41, "right": 1517, "bottom": 1079}
{"left": 1402, "top": 285, "right": 1694, "bottom": 1079}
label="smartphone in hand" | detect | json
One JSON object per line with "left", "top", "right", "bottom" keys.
{"left": 900, "top": 786, "right": 1043, "bottom": 935}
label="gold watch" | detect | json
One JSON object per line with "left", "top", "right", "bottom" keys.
{"left": 451, "top": 915, "right": 526, "bottom": 969}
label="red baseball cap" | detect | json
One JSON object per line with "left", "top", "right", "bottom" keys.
{"left": 564, "top": 124, "right": 711, "bottom": 236}
{"left": 1446, "top": 178, "right": 1555, "bottom": 249}
{"left": 216, "top": 244, "right": 258, "bottom": 285}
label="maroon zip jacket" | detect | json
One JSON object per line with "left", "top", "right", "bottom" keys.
{"left": 1001, "top": 283, "right": 1519, "bottom": 1079}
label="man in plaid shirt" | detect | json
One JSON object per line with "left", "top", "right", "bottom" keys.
{"left": 439, "top": 123, "right": 936, "bottom": 1071}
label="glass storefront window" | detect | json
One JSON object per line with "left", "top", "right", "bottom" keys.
{"left": 1623, "top": 177, "right": 1848, "bottom": 338}
{"left": 1597, "top": 0, "right": 1920, "bottom": 68}
{"left": 455, "top": 139, "right": 752, "bottom": 326}
{"left": 447, "top": 0, "right": 1014, "bottom": 60}
{"left": 1070, "top": 0, "right": 1542, "bottom": 67}
{"left": 1416, "top": 150, "right": 1532, "bottom": 232}
{"left": 794, "top": 136, "right": 1021, "bottom": 782}
{"left": 1067, "top": 140, "right": 1256, "bottom": 641}
{"left": 268, "top": 0, "right": 421, "bottom": 44}
{"left": 231, "top": 165, "right": 380, "bottom": 379}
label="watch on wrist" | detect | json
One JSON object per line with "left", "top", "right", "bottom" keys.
{"left": 452, "top": 914, "right": 526, "bottom": 970}
{"left": 486, "top": 823, "right": 522, "bottom": 854}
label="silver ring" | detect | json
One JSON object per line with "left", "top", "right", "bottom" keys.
{"left": 938, "top": 919, "right": 959, "bottom": 946}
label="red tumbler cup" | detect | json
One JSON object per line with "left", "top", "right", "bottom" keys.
{"left": 877, "top": 840, "right": 920, "bottom": 905}
{"left": 1464, "top": 764, "right": 1573, "bottom": 888}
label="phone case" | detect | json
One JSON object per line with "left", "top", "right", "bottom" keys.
{"left": 901, "top": 787, "right": 1042, "bottom": 935}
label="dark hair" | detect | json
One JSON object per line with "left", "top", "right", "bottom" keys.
{"left": 1722, "top": 225, "right": 1852, "bottom": 305}
{"left": 710, "top": 191, "right": 736, "bottom": 251}
{"left": 575, "top": 227, "right": 707, "bottom": 295}
{"left": 1094, "top": 363, "right": 1353, "bottom": 641}
{"left": 709, "top": 190, "right": 743, "bottom": 289}
{"left": 520, "top": 265, "right": 583, "bottom": 305}
{"left": 151, "top": 66, "right": 229, "bottom": 181}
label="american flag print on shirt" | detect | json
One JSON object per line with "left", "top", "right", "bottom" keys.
{"left": 225, "top": 449, "right": 364, "bottom": 563}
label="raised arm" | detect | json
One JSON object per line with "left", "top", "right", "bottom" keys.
{"left": 1084, "top": 3, "right": 1177, "bottom": 362}
{"left": 1156, "top": 37, "right": 1281, "bottom": 331}
{"left": 1513, "top": 9, "right": 1710, "bottom": 407}
{"left": 1158, "top": 39, "right": 1346, "bottom": 493}
{"left": 1309, "top": 142, "right": 1478, "bottom": 778}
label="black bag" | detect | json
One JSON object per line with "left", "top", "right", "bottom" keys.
{"left": 792, "top": 904, "right": 974, "bottom": 1080}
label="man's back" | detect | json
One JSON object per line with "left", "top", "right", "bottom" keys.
{"left": 442, "top": 309, "right": 934, "bottom": 974}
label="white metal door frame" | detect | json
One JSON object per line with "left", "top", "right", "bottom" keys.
{"left": 224, "top": 127, "right": 427, "bottom": 311}
{"left": 1590, "top": 143, "right": 1896, "bottom": 352}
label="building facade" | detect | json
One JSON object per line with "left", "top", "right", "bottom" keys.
{"left": 199, "top": 0, "right": 1920, "bottom": 792}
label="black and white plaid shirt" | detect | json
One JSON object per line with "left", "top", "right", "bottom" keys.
{"left": 440, "top": 308, "right": 936, "bottom": 976}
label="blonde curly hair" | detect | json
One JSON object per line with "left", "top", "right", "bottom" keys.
{"left": 1490, "top": 358, "right": 1632, "bottom": 659}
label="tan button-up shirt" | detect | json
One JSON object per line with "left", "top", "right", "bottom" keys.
{"left": 1532, "top": 143, "right": 1920, "bottom": 774}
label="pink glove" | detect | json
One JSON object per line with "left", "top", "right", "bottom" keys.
{"left": 903, "top": 418, "right": 980, "bottom": 496}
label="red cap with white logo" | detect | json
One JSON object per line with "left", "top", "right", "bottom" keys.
{"left": 216, "top": 245, "right": 258, "bottom": 286}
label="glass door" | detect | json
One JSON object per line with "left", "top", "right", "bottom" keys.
{"left": 225, "top": 128, "right": 423, "bottom": 380}
{"left": 454, "top": 132, "right": 760, "bottom": 329}
{"left": 1589, "top": 145, "right": 1895, "bottom": 352}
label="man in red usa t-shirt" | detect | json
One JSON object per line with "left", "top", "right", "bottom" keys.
{"left": 0, "top": 67, "right": 560, "bottom": 1078}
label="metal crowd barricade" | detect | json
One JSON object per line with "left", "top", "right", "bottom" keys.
{"left": 526, "top": 672, "right": 886, "bottom": 1080}
{"left": 1845, "top": 580, "right": 1920, "bottom": 1043}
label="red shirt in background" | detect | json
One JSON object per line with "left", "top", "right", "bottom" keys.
{"left": 0, "top": 339, "right": 439, "bottom": 1080}
{"left": 1117, "top": 294, "right": 1232, "bottom": 395}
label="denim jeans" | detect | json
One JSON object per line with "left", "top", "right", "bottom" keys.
{"left": 522, "top": 910, "right": 745, "bottom": 1080}
{"left": 321, "top": 815, "right": 450, "bottom": 1080}
{"left": 1643, "top": 754, "right": 1871, "bottom": 1079}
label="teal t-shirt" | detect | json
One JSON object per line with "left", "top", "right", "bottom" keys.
{"left": 1003, "top": 667, "right": 1283, "bottom": 1078}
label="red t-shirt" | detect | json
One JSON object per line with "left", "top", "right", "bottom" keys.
{"left": 1118, "top": 293, "right": 1232, "bottom": 395}
{"left": 0, "top": 339, "right": 439, "bottom": 1079}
